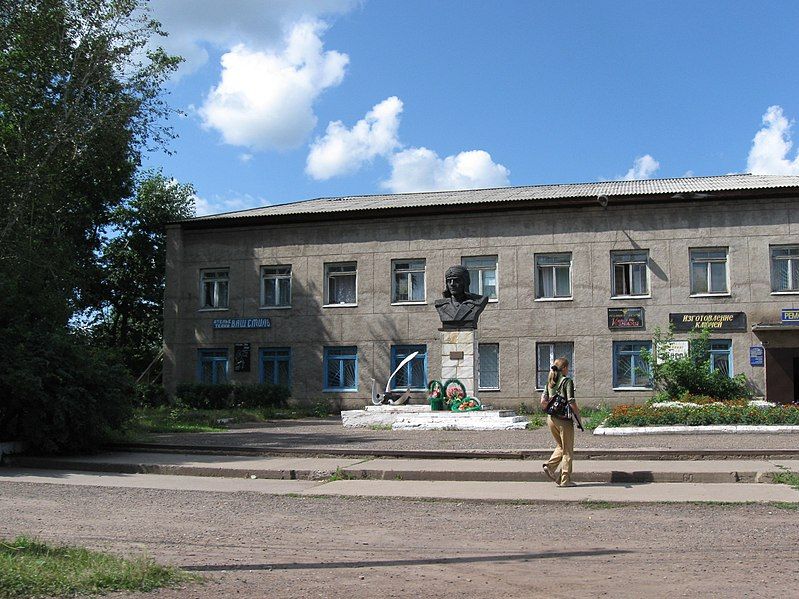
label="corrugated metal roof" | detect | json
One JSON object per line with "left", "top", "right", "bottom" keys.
{"left": 186, "top": 174, "right": 799, "bottom": 223}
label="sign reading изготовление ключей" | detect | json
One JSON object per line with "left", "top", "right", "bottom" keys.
{"left": 669, "top": 312, "right": 746, "bottom": 332}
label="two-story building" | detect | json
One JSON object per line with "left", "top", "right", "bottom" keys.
{"left": 163, "top": 174, "right": 799, "bottom": 408}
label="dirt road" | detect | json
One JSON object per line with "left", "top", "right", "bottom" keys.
{"left": 1, "top": 481, "right": 796, "bottom": 598}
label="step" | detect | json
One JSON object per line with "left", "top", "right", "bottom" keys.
{"left": 342, "top": 405, "right": 528, "bottom": 430}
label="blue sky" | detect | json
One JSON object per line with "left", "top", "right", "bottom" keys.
{"left": 144, "top": 1, "right": 799, "bottom": 215}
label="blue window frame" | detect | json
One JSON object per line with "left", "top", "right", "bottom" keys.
{"left": 198, "top": 349, "right": 228, "bottom": 384}
{"left": 324, "top": 346, "right": 358, "bottom": 391}
{"left": 260, "top": 347, "right": 291, "bottom": 387}
{"left": 709, "top": 340, "right": 733, "bottom": 377}
{"left": 613, "top": 341, "right": 652, "bottom": 388}
{"left": 390, "top": 345, "right": 427, "bottom": 390}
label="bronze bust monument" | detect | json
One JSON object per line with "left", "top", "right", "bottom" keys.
{"left": 435, "top": 265, "right": 489, "bottom": 330}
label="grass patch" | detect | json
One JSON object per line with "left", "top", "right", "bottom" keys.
{"left": 368, "top": 424, "right": 393, "bottom": 431}
{"left": 579, "top": 500, "right": 624, "bottom": 509}
{"left": 0, "top": 536, "right": 195, "bottom": 598}
{"left": 525, "top": 406, "right": 609, "bottom": 431}
{"left": 773, "top": 466, "right": 799, "bottom": 491}
{"left": 526, "top": 414, "right": 546, "bottom": 429}
{"left": 108, "top": 401, "right": 339, "bottom": 442}
{"left": 771, "top": 502, "right": 799, "bottom": 510}
{"left": 326, "top": 467, "right": 355, "bottom": 482}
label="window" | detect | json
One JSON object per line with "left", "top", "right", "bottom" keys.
{"left": 611, "top": 251, "right": 649, "bottom": 297}
{"left": 613, "top": 341, "right": 652, "bottom": 388}
{"left": 690, "top": 248, "right": 728, "bottom": 295}
{"left": 771, "top": 246, "right": 799, "bottom": 292}
{"left": 462, "top": 256, "right": 498, "bottom": 300}
{"left": 709, "top": 340, "right": 733, "bottom": 377}
{"left": 390, "top": 345, "right": 427, "bottom": 390}
{"left": 261, "top": 266, "right": 291, "bottom": 307}
{"left": 478, "top": 343, "right": 500, "bottom": 390}
{"left": 198, "top": 349, "right": 228, "bottom": 384}
{"left": 200, "top": 269, "right": 229, "bottom": 309}
{"left": 392, "top": 259, "right": 426, "bottom": 303}
{"left": 536, "top": 342, "right": 574, "bottom": 389}
{"left": 325, "top": 262, "right": 357, "bottom": 305}
{"left": 260, "top": 347, "right": 291, "bottom": 386}
{"left": 535, "top": 253, "right": 572, "bottom": 299}
{"left": 324, "top": 346, "right": 358, "bottom": 391}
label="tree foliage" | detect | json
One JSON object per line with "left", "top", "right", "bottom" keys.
{"left": 0, "top": 0, "right": 183, "bottom": 451}
{"left": 642, "top": 327, "right": 752, "bottom": 401}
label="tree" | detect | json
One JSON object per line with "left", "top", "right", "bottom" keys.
{"left": 90, "top": 172, "right": 195, "bottom": 376}
{"left": 0, "top": 0, "right": 182, "bottom": 452}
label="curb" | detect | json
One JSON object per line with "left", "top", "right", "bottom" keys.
{"left": 102, "top": 442, "right": 799, "bottom": 461}
{"left": 594, "top": 425, "right": 799, "bottom": 436}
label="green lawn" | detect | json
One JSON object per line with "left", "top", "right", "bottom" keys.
{"left": 0, "top": 536, "right": 195, "bottom": 598}
{"left": 525, "top": 406, "right": 611, "bottom": 431}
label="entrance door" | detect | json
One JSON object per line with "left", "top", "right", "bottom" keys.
{"left": 795, "top": 357, "right": 799, "bottom": 402}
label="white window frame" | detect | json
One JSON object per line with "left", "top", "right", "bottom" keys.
{"left": 535, "top": 253, "right": 572, "bottom": 301}
{"left": 612, "top": 341, "right": 653, "bottom": 390}
{"left": 611, "top": 250, "right": 650, "bottom": 298}
{"left": 535, "top": 342, "right": 574, "bottom": 390}
{"left": 770, "top": 245, "right": 799, "bottom": 294}
{"left": 324, "top": 262, "right": 358, "bottom": 307}
{"left": 478, "top": 343, "right": 500, "bottom": 391}
{"left": 462, "top": 255, "right": 499, "bottom": 301}
{"left": 260, "top": 265, "right": 292, "bottom": 308}
{"left": 690, "top": 248, "right": 729, "bottom": 296}
{"left": 391, "top": 259, "right": 426, "bottom": 304}
{"left": 199, "top": 268, "right": 229, "bottom": 310}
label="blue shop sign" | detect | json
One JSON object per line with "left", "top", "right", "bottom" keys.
{"left": 749, "top": 346, "right": 764, "bottom": 367}
{"left": 212, "top": 317, "right": 272, "bottom": 329}
{"left": 781, "top": 309, "right": 799, "bottom": 324}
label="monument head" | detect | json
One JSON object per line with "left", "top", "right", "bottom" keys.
{"left": 442, "top": 265, "right": 470, "bottom": 300}
{"left": 435, "top": 265, "right": 489, "bottom": 330}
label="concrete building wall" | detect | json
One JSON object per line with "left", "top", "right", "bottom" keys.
{"left": 163, "top": 196, "right": 799, "bottom": 408}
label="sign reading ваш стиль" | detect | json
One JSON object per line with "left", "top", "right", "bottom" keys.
{"left": 212, "top": 318, "right": 272, "bottom": 329}
{"left": 669, "top": 312, "right": 746, "bottom": 332}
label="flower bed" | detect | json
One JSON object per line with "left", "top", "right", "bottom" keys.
{"left": 604, "top": 402, "right": 799, "bottom": 427}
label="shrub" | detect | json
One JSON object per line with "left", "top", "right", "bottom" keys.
{"left": 0, "top": 326, "right": 134, "bottom": 453}
{"left": 175, "top": 383, "right": 290, "bottom": 410}
{"left": 605, "top": 403, "right": 799, "bottom": 427}
{"left": 642, "top": 327, "right": 752, "bottom": 401}
{"left": 134, "top": 383, "right": 170, "bottom": 408}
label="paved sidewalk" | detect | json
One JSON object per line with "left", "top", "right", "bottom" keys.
{"left": 2, "top": 467, "right": 798, "bottom": 504}
{"left": 7, "top": 451, "right": 799, "bottom": 484}
{"left": 130, "top": 419, "right": 799, "bottom": 455}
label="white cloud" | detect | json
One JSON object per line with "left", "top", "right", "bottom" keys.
{"left": 239, "top": 153, "right": 254, "bottom": 163}
{"left": 194, "top": 192, "right": 269, "bottom": 217}
{"left": 150, "top": 0, "right": 357, "bottom": 76}
{"left": 746, "top": 105, "right": 799, "bottom": 175}
{"left": 306, "top": 96, "right": 403, "bottom": 179}
{"left": 383, "top": 148, "right": 510, "bottom": 193}
{"left": 622, "top": 154, "right": 660, "bottom": 180}
{"left": 198, "top": 20, "right": 349, "bottom": 151}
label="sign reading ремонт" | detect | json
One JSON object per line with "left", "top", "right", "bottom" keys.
{"left": 669, "top": 312, "right": 746, "bottom": 332}
{"left": 782, "top": 309, "right": 799, "bottom": 323}
{"left": 212, "top": 317, "right": 272, "bottom": 329}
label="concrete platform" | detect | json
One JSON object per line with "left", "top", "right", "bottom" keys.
{"left": 341, "top": 404, "right": 528, "bottom": 430}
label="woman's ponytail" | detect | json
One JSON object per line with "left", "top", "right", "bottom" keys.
{"left": 547, "top": 357, "right": 570, "bottom": 389}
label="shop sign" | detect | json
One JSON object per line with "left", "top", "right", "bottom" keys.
{"left": 234, "top": 343, "right": 251, "bottom": 372}
{"left": 781, "top": 309, "right": 799, "bottom": 324}
{"left": 669, "top": 312, "right": 746, "bottom": 332}
{"left": 749, "top": 346, "right": 765, "bottom": 367}
{"left": 656, "top": 340, "right": 689, "bottom": 364}
{"left": 212, "top": 317, "right": 272, "bottom": 329}
{"left": 608, "top": 307, "right": 645, "bottom": 330}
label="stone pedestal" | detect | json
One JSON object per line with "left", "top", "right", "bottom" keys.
{"left": 441, "top": 329, "right": 479, "bottom": 397}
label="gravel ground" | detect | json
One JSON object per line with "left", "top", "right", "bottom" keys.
{"left": 1, "top": 481, "right": 797, "bottom": 599}
{"left": 143, "top": 419, "right": 799, "bottom": 453}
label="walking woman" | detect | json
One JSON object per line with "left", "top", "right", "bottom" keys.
{"left": 539, "top": 357, "right": 582, "bottom": 487}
